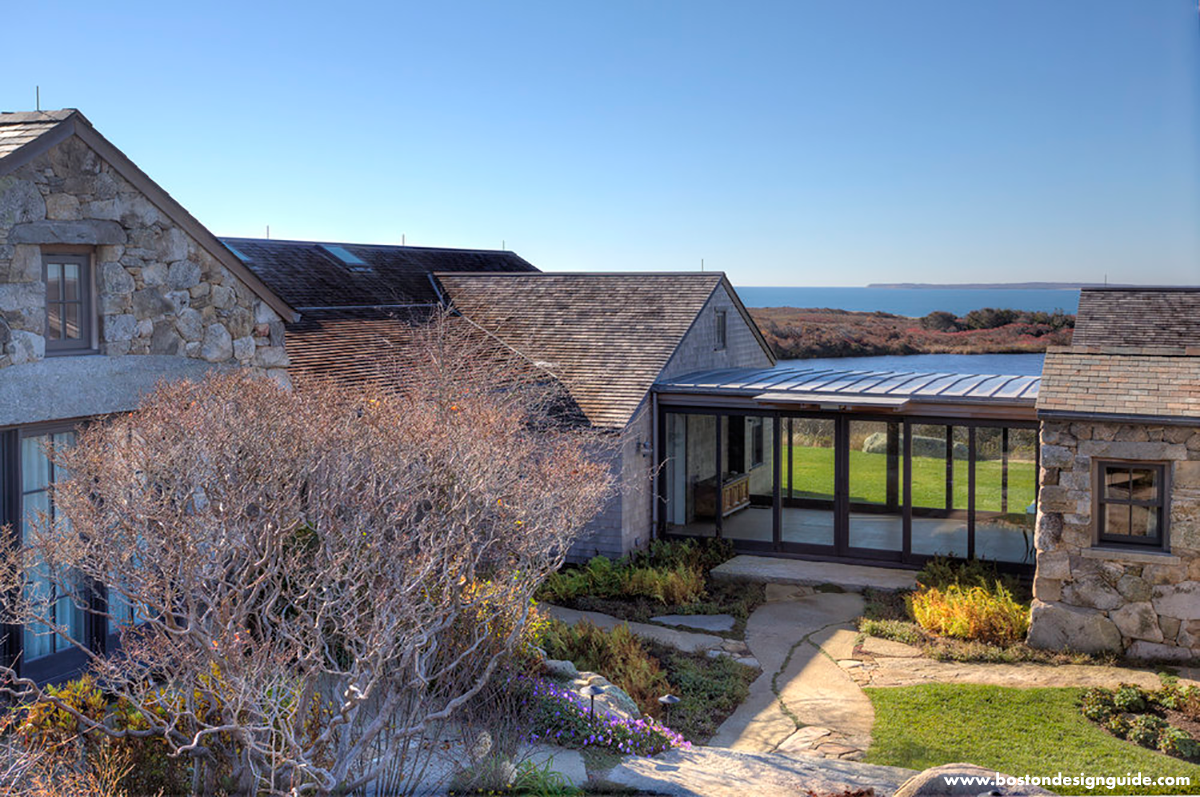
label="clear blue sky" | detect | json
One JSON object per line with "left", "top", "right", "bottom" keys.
{"left": 3, "top": 1, "right": 1197, "bottom": 286}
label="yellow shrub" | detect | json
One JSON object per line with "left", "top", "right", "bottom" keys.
{"left": 910, "top": 582, "right": 1029, "bottom": 645}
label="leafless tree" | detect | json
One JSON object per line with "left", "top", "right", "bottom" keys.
{"left": 0, "top": 313, "right": 615, "bottom": 795}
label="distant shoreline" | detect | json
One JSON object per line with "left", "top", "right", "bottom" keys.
{"left": 864, "top": 282, "right": 1127, "bottom": 290}
{"left": 750, "top": 306, "right": 1074, "bottom": 360}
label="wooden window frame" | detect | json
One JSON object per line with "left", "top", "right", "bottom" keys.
{"left": 714, "top": 309, "right": 727, "bottom": 350}
{"left": 42, "top": 252, "right": 97, "bottom": 356}
{"left": 1094, "top": 460, "right": 1169, "bottom": 549}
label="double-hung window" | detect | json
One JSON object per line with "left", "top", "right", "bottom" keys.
{"left": 43, "top": 253, "right": 94, "bottom": 355}
{"left": 1096, "top": 462, "right": 1168, "bottom": 548}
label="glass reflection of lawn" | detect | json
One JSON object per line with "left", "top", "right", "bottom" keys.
{"left": 780, "top": 446, "right": 1036, "bottom": 513}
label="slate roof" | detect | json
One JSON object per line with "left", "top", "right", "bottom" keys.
{"left": 1072, "top": 288, "right": 1200, "bottom": 350}
{"left": 437, "top": 272, "right": 730, "bottom": 428}
{"left": 1038, "top": 349, "right": 1200, "bottom": 421}
{"left": 223, "top": 237, "right": 538, "bottom": 309}
{"left": 0, "top": 110, "right": 74, "bottom": 159}
{"left": 1037, "top": 288, "right": 1200, "bottom": 422}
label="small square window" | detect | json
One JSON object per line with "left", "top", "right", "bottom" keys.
{"left": 1096, "top": 462, "right": 1167, "bottom": 548}
{"left": 43, "top": 253, "right": 94, "bottom": 355}
{"left": 715, "top": 309, "right": 727, "bottom": 350}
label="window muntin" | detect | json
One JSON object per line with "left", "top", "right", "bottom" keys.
{"left": 43, "top": 254, "right": 93, "bottom": 354}
{"left": 1097, "top": 462, "right": 1167, "bottom": 547}
{"left": 715, "top": 310, "right": 727, "bottom": 350}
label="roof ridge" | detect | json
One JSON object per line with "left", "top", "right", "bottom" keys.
{"left": 437, "top": 271, "right": 724, "bottom": 277}
{"left": 220, "top": 236, "right": 517, "bottom": 255}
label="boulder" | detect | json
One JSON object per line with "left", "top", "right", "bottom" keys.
{"left": 568, "top": 672, "right": 640, "bottom": 720}
{"left": 1027, "top": 600, "right": 1122, "bottom": 653}
{"left": 542, "top": 658, "right": 578, "bottom": 680}
{"left": 895, "top": 763, "right": 1054, "bottom": 797}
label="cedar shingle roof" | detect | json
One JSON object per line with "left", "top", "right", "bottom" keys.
{"left": 436, "top": 272, "right": 727, "bottom": 428}
{"left": 0, "top": 110, "right": 74, "bottom": 159}
{"left": 223, "top": 237, "right": 538, "bottom": 309}
{"left": 285, "top": 308, "right": 425, "bottom": 387}
{"left": 1037, "top": 288, "right": 1200, "bottom": 422}
{"left": 1073, "top": 289, "right": 1200, "bottom": 350}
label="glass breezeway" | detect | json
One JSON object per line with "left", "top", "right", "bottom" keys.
{"left": 660, "top": 408, "right": 1038, "bottom": 569}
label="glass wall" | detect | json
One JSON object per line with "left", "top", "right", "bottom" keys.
{"left": 661, "top": 406, "right": 1037, "bottom": 570}
{"left": 847, "top": 420, "right": 904, "bottom": 555}
{"left": 664, "top": 413, "right": 718, "bottom": 537}
{"left": 718, "top": 415, "right": 774, "bottom": 544}
{"left": 975, "top": 427, "right": 1038, "bottom": 564}
{"left": 780, "top": 418, "right": 836, "bottom": 548}
{"left": 909, "top": 424, "right": 970, "bottom": 558}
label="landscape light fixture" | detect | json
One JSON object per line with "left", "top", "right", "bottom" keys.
{"left": 580, "top": 684, "right": 606, "bottom": 720}
{"left": 658, "top": 693, "right": 680, "bottom": 726}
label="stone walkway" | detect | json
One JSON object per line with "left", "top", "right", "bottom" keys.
{"left": 708, "top": 589, "right": 875, "bottom": 761}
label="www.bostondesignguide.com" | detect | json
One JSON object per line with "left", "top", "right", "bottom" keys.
{"left": 941, "top": 771, "right": 1193, "bottom": 792}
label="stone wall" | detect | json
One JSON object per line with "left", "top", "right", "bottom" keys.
{"left": 1028, "top": 419, "right": 1200, "bottom": 659}
{"left": 0, "top": 135, "right": 287, "bottom": 381}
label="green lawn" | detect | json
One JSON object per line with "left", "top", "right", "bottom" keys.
{"left": 864, "top": 684, "right": 1200, "bottom": 795}
{"left": 780, "top": 446, "right": 1036, "bottom": 514}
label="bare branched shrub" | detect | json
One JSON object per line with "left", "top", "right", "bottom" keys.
{"left": 0, "top": 313, "right": 615, "bottom": 795}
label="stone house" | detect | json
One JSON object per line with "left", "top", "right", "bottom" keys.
{"left": 1028, "top": 288, "right": 1200, "bottom": 659}
{"left": 0, "top": 110, "right": 296, "bottom": 681}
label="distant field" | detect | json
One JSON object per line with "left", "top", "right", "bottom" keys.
{"left": 779, "top": 446, "right": 1036, "bottom": 513}
{"left": 751, "top": 306, "right": 1073, "bottom": 360}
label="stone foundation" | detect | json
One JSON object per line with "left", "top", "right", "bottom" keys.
{"left": 1028, "top": 420, "right": 1200, "bottom": 658}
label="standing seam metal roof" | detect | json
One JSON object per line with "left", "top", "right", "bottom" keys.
{"left": 655, "top": 366, "right": 1040, "bottom": 403}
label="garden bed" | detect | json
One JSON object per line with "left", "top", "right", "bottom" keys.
{"left": 538, "top": 540, "right": 766, "bottom": 639}
{"left": 856, "top": 558, "right": 1111, "bottom": 666}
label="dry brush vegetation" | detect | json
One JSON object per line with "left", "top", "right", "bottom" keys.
{"left": 0, "top": 313, "right": 617, "bottom": 796}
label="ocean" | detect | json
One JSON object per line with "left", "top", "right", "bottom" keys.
{"left": 733, "top": 286, "right": 1080, "bottom": 316}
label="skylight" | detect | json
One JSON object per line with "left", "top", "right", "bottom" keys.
{"left": 319, "top": 244, "right": 371, "bottom": 271}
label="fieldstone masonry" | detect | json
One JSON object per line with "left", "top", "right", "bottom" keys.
{"left": 0, "top": 135, "right": 287, "bottom": 381}
{"left": 1028, "top": 419, "right": 1200, "bottom": 658}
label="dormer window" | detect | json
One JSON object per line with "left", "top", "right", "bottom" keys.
{"left": 43, "top": 253, "right": 95, "bottom": 355}
{"left": 715, "top": 309, "right": 727, "bottom": 350}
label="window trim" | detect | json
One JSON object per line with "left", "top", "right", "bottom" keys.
{"left": 1094, "top": 460, "right": 1169, "bottom": 549}
{"left": 714, "top": 309, "right": 727, "bottom": 351}
{"left": 42, "top": 251, "right": 97, "bottom": 356}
